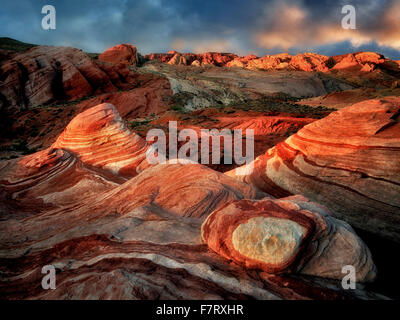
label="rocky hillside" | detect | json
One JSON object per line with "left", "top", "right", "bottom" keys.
{"left": 0, "top": 103, "right": 384, "bottom": 300}
{"left": 0, "top": 39, "right": 399, "bottom": 299}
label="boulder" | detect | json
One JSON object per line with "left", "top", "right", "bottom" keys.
{"left": 202, "top": 195, "right": 376, "bottom": 282}
{"left": 52, "top": 103, "right": 151, "bottom": 177}
{"left": 191, "top": 60, "right": 201, "bottom": 67}
{"left": 98, "top": 44, "right": 139, "bottom": 66}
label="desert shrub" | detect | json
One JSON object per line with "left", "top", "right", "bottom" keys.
{"left": 171, "top": 105, "right": 183, "bottom": 112}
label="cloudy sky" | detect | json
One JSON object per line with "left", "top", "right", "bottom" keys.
{"left": 1, "top": 0, "right": 400, "bottom": 59}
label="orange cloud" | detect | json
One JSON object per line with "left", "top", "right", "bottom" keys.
{"left": 171, "top": 38, "right": 237, "bottom": 53}
{"left": 253, "top": 0, "right": 400, "bottom": 51}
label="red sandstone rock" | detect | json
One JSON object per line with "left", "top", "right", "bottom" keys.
{"left": 52, "top": 103, "right": 151, "bottom": 177}
{"left": 145, "top": 52, "right": 174, "bottom": 63}
{"left": 167, "top": 53, "right": 187, "bottom": 65}
{"left": 0, "top": 148, "right": 120, "bottom": 213}
{"left": 1, "top": 41, "right": 396, "bottom": 300}
{"left": 245, "top": 53, "right": 330, "bottom": 72}
{"left": 226, "top": 54, "right": 259, "bottom": 68}
{"left": 290, "top": 53, "right": 330, "bottom": 72}
{"left": 146, "top": 51, "right": 238, "bottom": 67}
{"left": 143, "top": 49, "right": 399, "bottom": 82}
{"left": 0, "top": 46, "right": 139, "bottom": 113}
{"left": 0, "top": 156, "right": 381, "bottom": 300}
{"left": 298, "top": 88, "right": 380, "bottom": 110}
{"left": 0, "top": 101, "right": 386, "bottom": 300}
{"left": 228, "top": 97, "right": 400, "bottom": 242}
{"left": 98, "top": 44, "right": 139, "bottom": 66}
{"left": 202, "top": 195, "right": 376, "bottom": 281}
{"left": 332, "top": 52, "right": 385, "bottom": 72}
{"left": 75, "top": 74, "right": 172, "bottom": 119}
{"left": 200, "top": 52, "right": 238, "bottom": 67}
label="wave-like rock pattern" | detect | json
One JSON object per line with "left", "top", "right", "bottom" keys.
{"left": 0, "top": 102, "right": 385, "bottom": 299}
{"left": 228, "top": 97, "right": 400, "bottom": 242}
{"left": 0, "top": 46, "right": 140, "bottom": 113}
{"left": 202, "top": 195, "right": 376, "bottom": 281}
{"left": 52, "top": 103, "right": 151, "bottom": 177}
{"left": 0, "top": 162, "right": 382, "bottom": 300}
{"left": 0, "top": 148, "right": 120, "bottom": 216}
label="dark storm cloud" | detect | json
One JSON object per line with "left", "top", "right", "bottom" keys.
{"left": 0, "top": 0, "right": 399, "bottom": 59}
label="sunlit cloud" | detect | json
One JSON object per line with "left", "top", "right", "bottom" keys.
{"left": 171, "top": 37, "right": 240, "bottom": 53}
{"left": 253, "top": 0, "right": 400, "bottom": 52}
{"left": 1, "top": 0, "right": 400, "bottom": 58}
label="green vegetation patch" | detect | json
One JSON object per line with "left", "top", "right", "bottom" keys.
{"left": 0, "top": 37, "right": 37, "bottom": 52}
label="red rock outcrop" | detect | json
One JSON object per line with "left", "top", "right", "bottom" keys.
{"left": 0, "top": 46, "right": 140, "bottom": 113}
{"left": 145, "top": 52, "right": 175, "bottom": 63}
{"left": 0, "top": 163, "right": 381, "bottom": 300}
{"left": 0, "top": 148, "right": 121, "bottom": 215}
{"left": 144, "top": 49, "right": 400, "bottom": 80}
{"left": 0, "top": 102, "right": 385, "bottom": 300}
{"left": 149, "top": 111, "right": 316, "bottom": 172}
{"left": 331, "top": 52, "right": 385, "bottom": 72}
{"left": 200, "top": 52, "right": 237, "bottom": 67}
{"left": 98, "top": 44, "right": 139, "bottom": 66}
{"left": 226, "top": 54, "right": 259, "bottom": 68}
{"left": 167, "top": 53, "right": 187, "bottom": 65}
{"left": 298, "top": 88, "right": 380, "bottom": 110}
{"left": 245, "top": 53, "right": 330, "bottom": 72}
{"left": 191, "top": 59, "right": 201, "bottom": 67}
{"left": 52, "top": 103, "right": 151, "bottom": 177}
{"left": 145, "top": 51, "right": 239, "bottom": 67}
{"left": 74, "top": 74, "right": 173, "bottom": 120}
{"left": 228, "top": 97, "right": 400, "bottom": 242}
{"left": 202, "top": 195, "right": 376, "bottom": 281}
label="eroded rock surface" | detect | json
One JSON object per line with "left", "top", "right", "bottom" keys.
{"left": 0, "top": 46, "right": 140, "bottom": 113}
{"left": 0, "top": 103, "right": 384, "bottom": 300}
{"left": 52, "top": 103, "right": 150, "bottom": 177}
{"left": 98, "top": 44, "right": 139, "bottom": 66}
{"left": 229, "top": 97, "right": 400, "bottom": 242}
{"left": 202, "top": 196, "right": 376, "bottom": 282}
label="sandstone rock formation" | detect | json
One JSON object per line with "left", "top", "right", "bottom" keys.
{"left": 191, "top": 59, "right": 201, "bottom": 67}
{"left": 227, "top": 54, "right": 259, "bottom": 68}
{"left": 144, "top": 50, "right": 399, "bottom": 75}
{"left": 142, "top": 50, "right": 400, "bottom": 98}
{"left": 1, "top": 39, "right": 398, "bottom": 300}
{"left": 228, "top": 97, "right": 400, "bottom": 242}
{"left": 0, "top": 102, "right": 384, "bottom": 300}
{"left": 149, "top": 111, "right": 316, "bottom": 172}
{"left": 74, "top": 75, "right": 173, "bottom": 119}
{"left": 0, "top": 148, "right": 120, "bottom": 214}
{"left": 244, "top": 53, "right": 330, "bottom": 72}
{"left": 140, "top": 61, "right": 354, "bottom": 112}
{"left": 167, "top": 53, "right": 187, "bottom": 65}
{"left": 51, "top": 103, "right": 151, "bottom": 177}
{"left": 146, "top": 51, "right": 238, "bottom": 67}
{"left": 98, "top": 44, "right": 139, "bottom": 66}
{"left": 202, "top": 195, "right": 376, "bottom": 282}
{"left": 0, "top": 46, "right": 139, "bottom": 113}
{"left": 332, "top": 52, "right": 385, "bottom": 72}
